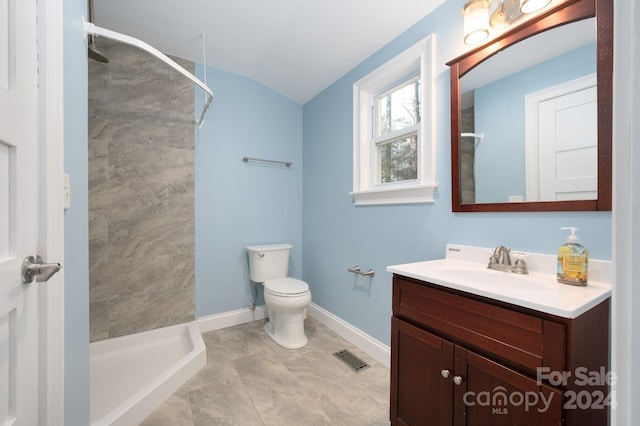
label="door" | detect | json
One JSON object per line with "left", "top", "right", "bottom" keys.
{"left": 525, "top": 74, "right": 598, "bottom": 201}
{"left": 391, "top": 318, "right": 454, "bottom": 425}
{"left": 0, "top": 0, "right": 42, "bottom": 423}
{"left": 454, "top": 347, "right": 563, "bottom": 426}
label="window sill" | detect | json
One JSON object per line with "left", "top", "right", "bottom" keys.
{"left": 350, "top": 183, "right": 437, "bottom": 206}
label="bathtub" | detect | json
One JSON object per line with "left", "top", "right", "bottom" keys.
{"left": 90, "top": 322, "right": 206, "bottom": 425}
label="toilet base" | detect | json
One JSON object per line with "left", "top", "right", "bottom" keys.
{"left": 263, "top": 288, "right": 311, "bottom": 349}
{"left": 264, "top": 318, "right": 308, "bottom": 349}
{"left": 264, "top": 314, "right": 309, "bottom": 349}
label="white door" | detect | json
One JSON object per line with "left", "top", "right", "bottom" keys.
{"left": 525, "top": 74, "right": 598, "bottom": 201}
{"left": 0, "top": 0, "right": 43, "bottom": 423}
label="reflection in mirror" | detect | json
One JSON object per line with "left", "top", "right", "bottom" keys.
{"left": 460, "top": 18, "right": 596, "bottom": 204}
{"left": 447, "top": 0, "right": 612, "bottom": 213}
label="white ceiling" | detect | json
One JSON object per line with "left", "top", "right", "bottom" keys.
{"left": 93, "top": 0, "right": 447, "bottom": 104}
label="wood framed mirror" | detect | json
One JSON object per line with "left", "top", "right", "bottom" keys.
{"left": 447, "top": 0, "right": 612, "bottom": 212}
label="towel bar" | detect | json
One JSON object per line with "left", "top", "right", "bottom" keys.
{"left": 242, "top": 157, "right": 292, "bottom": 167}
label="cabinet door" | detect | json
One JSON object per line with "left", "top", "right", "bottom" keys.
{"left": 453, "top": 347, "right": 563, "bottom": 426}
{"left": 391, "top": 318, "right": 454, "bottom": 425}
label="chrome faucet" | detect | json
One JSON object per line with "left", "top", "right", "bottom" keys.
{"left": 488, "top": 246, "right": 528, "bottom": 274}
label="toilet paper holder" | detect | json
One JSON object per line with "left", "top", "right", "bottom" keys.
{"left": 348, "top": 265, "right": 375, "bottom": 277}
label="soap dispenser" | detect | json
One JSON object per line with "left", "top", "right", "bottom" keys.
{"left": 557, "top": 227, "right": 589, "bottom": 286}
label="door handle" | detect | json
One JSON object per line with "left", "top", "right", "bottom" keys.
{"left": 21, "top": 255, "right": 62, "bottom": 283}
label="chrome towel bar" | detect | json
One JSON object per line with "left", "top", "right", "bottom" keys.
{"left": 242, "top": 157, "right": 292, "bottom": 167}
{"left": 348, "top": 265, "right": 375, "bottom": 277}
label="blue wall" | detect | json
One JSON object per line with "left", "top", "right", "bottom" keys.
{"left": 62, "top": 0, "right": 612, "bottom": 419}
{"left": 63, "top": 0, "right": 90, "bottom": 424}
{"left": 475, "top": 43, "right": 597, "bottom": 202}
{"left": 302, "top": 0, "right": 612, "bottom": 346}
{"left": 194, "top": 66, "right": 303, "bottom": 317}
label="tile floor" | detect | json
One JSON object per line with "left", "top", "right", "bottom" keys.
{"left": 141, "top": 317, "right": 391, "bottom": 425}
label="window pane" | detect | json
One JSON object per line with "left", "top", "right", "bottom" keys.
{"left": 377, "top": 79, "right": 421, "bottom": 136}
{"left": 377, "top": 134, "right": 418, "bottom": 183}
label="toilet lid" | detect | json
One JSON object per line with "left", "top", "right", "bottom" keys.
{"left": 264, "top": 278, "right": 309, "bottom": 296}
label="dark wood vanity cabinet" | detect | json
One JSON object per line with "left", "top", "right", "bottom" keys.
{"left": 390, "top": 275, "right": 610, "bottom": 426}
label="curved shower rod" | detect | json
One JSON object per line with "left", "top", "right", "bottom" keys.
{"left": 83, "top": 20, "right": 213, "bottom": 129}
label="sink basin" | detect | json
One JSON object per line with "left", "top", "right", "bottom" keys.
{"left": 387, "top": 245, "right": 612, "bottom": 318}
{"left": 396, "top": 259, "right": 555, "bottom": 294}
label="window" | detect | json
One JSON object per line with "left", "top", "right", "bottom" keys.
{"left": 375, "top": 77, "right": 420, "bottom": 184}
{"left": 351, "top": 35, "right": 437, "bottom": 205}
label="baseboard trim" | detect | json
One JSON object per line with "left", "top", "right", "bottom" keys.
{"left": 197, "top": 305, "right": 269, "bottom": 334}
{"left": 196, "top": 303, "right": 390, "bottom": 369}
{"left": 307, "top": 303, "right": 390, "bottom": 369}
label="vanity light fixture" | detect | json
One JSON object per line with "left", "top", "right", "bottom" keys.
{"left": 489, "top": 0, "right": 522, "bottom": 28}
{"left": 462, "top": 0, "right": 491, "bottom": 45}
{"left": 520, "top": 0, "right": 552, "bottom": 14}
{"left": 463, "top": 0, "right": 554, "bottom": 45}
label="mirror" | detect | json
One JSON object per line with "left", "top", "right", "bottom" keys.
{"left": 447, "top": 0, "right": 612, "bottom": 212}
{"left": 462, "top": 20, "right": 596, "bottom": 204}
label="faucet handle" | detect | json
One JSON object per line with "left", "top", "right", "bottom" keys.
{"left": 513, "top": 258, "right": 528, "bottom": 274}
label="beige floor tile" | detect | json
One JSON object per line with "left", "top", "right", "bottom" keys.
{"left": 142, "top": 317, "right": 390, "bottom": 425}
{"left": 140, "top": 393, "right": 193, "bottom": 426}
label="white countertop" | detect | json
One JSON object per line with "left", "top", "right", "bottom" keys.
{"left": 387, "top": 244, "right": 612, "bottom": 319}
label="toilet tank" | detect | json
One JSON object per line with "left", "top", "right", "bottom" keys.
{"left": 246, "top": 243, "right": 292, "bottom": 283}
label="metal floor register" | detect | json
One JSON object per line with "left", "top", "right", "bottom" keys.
{"left": 333, "top": 349, "right": 369, "bottom": 372}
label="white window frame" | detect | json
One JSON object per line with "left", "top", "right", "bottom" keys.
{"left": 351, "top": 34, "right": 437, "bottom": 206}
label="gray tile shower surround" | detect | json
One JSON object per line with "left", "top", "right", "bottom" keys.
{"left": 141, "top": 318, "right": 390, "bottom": 426}
{"left": 460, "top": 106, "right": 476, "bottom": 204}
{"left": 88, "top": 40, "right": 389, "bottom": 425}
{"left": 88, "top": 39, "right": 196, "bottom": 341}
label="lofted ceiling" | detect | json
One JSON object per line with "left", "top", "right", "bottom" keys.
{"left": 92, "top": 0, "right": 448, "bottom": 104}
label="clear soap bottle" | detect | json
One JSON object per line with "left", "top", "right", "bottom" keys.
{"left": 557, "top": 227, "right": 588, "bottom": 286}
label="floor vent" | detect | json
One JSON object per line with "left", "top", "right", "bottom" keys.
{"left": 333, "top": 349, "right": 369, "bottom": 372}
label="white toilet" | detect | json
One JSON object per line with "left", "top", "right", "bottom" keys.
{"left": 246, "top": 243, "right": 311, "bottom": 349}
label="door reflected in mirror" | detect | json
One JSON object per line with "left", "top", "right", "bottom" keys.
{"left": 460, "top": 18, "right": 596, "bottom": 204}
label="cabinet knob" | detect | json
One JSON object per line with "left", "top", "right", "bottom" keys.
{"left": 441, "top": 369, "right": 450, "bottom": 378}
{"left": 453, "top": 375, "right": 463, "bottom": 385}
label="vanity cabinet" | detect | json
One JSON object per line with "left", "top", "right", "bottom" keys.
{"left": 390, "top": 275, "right": 610, "bottom": 426}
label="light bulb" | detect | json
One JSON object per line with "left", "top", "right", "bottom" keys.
{"left": 520, "top": 0, "right": 552, "bottom": 14}
{"left": 462, "top": 0, "right": 492, "bottom": 45}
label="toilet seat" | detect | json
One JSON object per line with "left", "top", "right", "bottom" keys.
{"left": 264, "top": 277, "right": 309, "bottom": 297}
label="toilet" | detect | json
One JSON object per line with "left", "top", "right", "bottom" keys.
{"left": 246, "top": 243, "right": 311, "bottom": 349}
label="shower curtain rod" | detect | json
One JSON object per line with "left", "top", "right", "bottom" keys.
{"left": 83, "top": 20, "right": 213, "bottom": 129}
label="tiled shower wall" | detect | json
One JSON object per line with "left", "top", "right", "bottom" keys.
{"left": 88, "top": 39, "right": 195, "bottom": 342}
{"left": 460, "top": 105, "right": 476, "bottom": 204}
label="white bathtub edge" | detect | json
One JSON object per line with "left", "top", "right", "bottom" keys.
{"left": 92, "top": 322, "right": 206, "bottom": 426}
